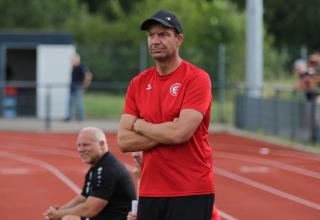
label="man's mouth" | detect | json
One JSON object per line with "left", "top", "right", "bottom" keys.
{"left": 80, "top": 152, "right": 89, "bottom": 158}
{"left": 152, "top": 49, "right": 162, "bottom": 53}
{"left": 151, "top": 47, "right": 164, "bottom": 53}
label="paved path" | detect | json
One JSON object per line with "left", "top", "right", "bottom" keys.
{"left": 0, "top": 118, "right": 232, "bottom": 133}
{"left": 0, "top": 118, "right": 119, "bottom": 133}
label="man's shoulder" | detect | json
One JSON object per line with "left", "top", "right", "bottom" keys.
{"left": 137, "top": 66, "right": 155, "bottom": 78}
{"left": 129, "top": 66, "right": 155, "bottom": 84}
{"left": 183, "top": 61, "right": 211, "bottom": 80}
{"left": 184, "top": 60, "right": 208, "bottom": 74}
{"left": 101, "top": 153, "right": 126, "bottom": 170}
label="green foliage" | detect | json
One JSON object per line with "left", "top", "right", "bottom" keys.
{"left": 106, "top": 0, "right": 246, "bottom": 46}
{"left": 230, "top": 0, "right": 320, "bottom": 51}
{"left": 262, "top": 0, "right": 320, "bottom": 49}
{"left": 0, "top": 0, "right": 80, "bottom": 30}
{"left": 99, "top": 0, "right": 249, "bottom": 82}
{"left": 0, "top": 0, "right": 109, "bottom": 43}
{"left": 78, "top": 44, "right": 140, "bottom": 81}
{"left": 65, "top": 14, "right": 109, "bottom": 43}
{"left": 264, "top": 46, "right": 290, "bottom": 81}
{"left": 79, "top": 0, "right": 145, "bottom": 21}
{"left": 0, "top": 0, "right": 292, "bottom": 83}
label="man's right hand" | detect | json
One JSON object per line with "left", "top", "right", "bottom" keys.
{"left": 127, "top": 211, "right": 137, "bottom": 220}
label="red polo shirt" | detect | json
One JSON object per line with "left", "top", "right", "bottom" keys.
{"left": 124, "top": 60, "right": 214, "bottom": 197}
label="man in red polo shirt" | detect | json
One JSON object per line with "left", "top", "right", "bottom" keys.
{"left": 118, "top": 9, "right": 214, "bottom": 220}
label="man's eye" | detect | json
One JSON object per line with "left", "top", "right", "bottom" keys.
{"left": 159, "top": 33, "right": 168, "bottom": 37}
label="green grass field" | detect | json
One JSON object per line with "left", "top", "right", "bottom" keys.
{"left": 84, "top": 92, "right": 235, "bottom": 124}
{"left": 84, "top": 92, "right": 125, "bottom": 119}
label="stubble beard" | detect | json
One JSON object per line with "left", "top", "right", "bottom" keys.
{"left": 151, "top": 49, "right": 175, "bottom": 63}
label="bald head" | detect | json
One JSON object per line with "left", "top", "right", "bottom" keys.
{"left": 79, "top": 127, "right": 107, "bottom": 143}
{"left": 77, "top": 127, "right": 108, "bottom": 165}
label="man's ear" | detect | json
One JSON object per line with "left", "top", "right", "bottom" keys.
{"left": 99, "top": 140, "right": 105, "bottom": 149}
{"left": 176, "top": 34, "right": 184, "bottom": 47}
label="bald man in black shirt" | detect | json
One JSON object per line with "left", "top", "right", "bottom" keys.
{"left": 44, "top": 127, "right": 136, "bottom": 220}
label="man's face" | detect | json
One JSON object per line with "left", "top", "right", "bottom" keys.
{"left": 77, "top": 132, "right": 102, "bottom": 165}
{"left": 71, "top": 55, "right": 81, "bottom": 66}
{"left": 147, "top": 24, "right": 183, "bottom": 61}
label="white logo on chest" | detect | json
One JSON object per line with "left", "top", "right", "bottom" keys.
{"left": 146, "top": 83, "right": 152, "bottom": 91}
{"left": 170, "top": 83, "right": 181, "bottom": 96}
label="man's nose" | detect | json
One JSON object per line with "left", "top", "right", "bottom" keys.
{"left": 78, "top": 145, "right": 85, "bottom": 151}
{"left": 150, "top": 35, "right": 161, "bottom": 44}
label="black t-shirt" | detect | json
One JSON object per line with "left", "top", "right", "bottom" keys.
{"left": 81, "top": 152, "right": 136, "bottom": 220}
{"left": 71, "top": 64, "right": 87, "bottom": 88}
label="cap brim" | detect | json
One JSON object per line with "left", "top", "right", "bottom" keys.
{"left": 141, "top": 18, "right": 174, "bottom": 31}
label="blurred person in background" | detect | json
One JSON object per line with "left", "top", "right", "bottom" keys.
{"left": 43, "top": 127, "right": 136, "bottom": 220}
{"left": 293, "top": 55, "right": 319, "bottom": 102}
{"left": 308, "top": 51, "right": 320, "bottom": 75}
{"left": 64, "top": 53, "right": 92, "bottom": 122}
{"left": 118, "top": 9, "right": 214, "bottom": 220}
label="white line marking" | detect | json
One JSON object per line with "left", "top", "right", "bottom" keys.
{"left": 218, "top": 209, "right": 238, "bottom": 220}
{"left": 124, "top": 163, "right": 135, "bottom": 172}
{"left": 216, "top": 152, "right": 320, "bottom": 179}
{"left": 215, "top": 167, "right": 320, "bottom": 210}
{"left": 2, "top": 144, "right": 78, "bottom": 157}
{"left": 0, "top": 150, "right": 81, "bottom": 194}
{"left": 0, "top": 168, "right": 30, "bottom": 174}
{"left": 4, "top": 144, "right": 136, "bottom": 173}
{"left": 215, "top": 143, "right": 320, "bottom": 161}
{"left": 239, "top": 166, "right": 270, "bottom": 173}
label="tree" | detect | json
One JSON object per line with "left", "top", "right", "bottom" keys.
{"left": 103, "top": 0, "right": 245, "bottom": 46}
{"left": 85, "top": 0, "right": 248, "bottom": 81}
{"left": 79, "top": 0, "right": 145, "bottom": 21}
{"left": 0, "top": 0, "right": 108, "bottom": 43}
{"left": 0, "top": 0, "right": 290, "bottom": 82}
{"left": 0, "top": 0, "right": 78, "bottom": 29}
{"left": 230, "top": 0, "right": 320, "bottom": 51}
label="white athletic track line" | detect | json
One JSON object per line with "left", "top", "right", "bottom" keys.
{"left": 216, "top": 151, "right": 320, "bottom": 180}
{"left": 215, "top": 144, "right": 320, "bottom": 162}
{"left": 218, "top": 210, "right": 238, "bottom": 220}
{"left": 3, "top": 144, "right": 80, "bottom": 157}
{"left": 2, "top": 144, "right": 136, "bottom": 171}
{"left": 215, "top": 167, "right": 320, "bottom": 210}
{"left": 0, "top": 148, "right": 134, "bottom": 184}
{"left": 0, "top": 150, "right": 82, "bottom": 194}
{"left": 268, "top": 151, "right": 320, "bottom": 162}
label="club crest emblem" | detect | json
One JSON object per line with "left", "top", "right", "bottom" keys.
{"left": 170, "top": 83, "right": 181, "bottom": 96}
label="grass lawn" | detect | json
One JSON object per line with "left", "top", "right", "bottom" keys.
{"left": 84, "top": 92, "right": 125, "bottom": 119}
{"left": 84, "top": 92, "right": 235, "bottom": 124}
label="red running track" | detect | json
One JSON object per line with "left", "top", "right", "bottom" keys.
{"left": 0, "top": 131, "right": 319, "bottom": 220}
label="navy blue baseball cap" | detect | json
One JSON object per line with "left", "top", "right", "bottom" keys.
{"left": 141, "top": 9, "right": 183, "bottom": 34}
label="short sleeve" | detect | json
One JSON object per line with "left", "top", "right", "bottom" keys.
{"left": 182, "top": 71, "right": 212, "bottom": 115}
{"left": 123, "top": 79, "right": 139, "bottom": 116}
{"left": 90, "top": 167, "right": 118, "bottom": 201}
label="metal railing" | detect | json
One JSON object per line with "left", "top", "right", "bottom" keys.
{"left": 235, "top": 86, "right": 320, "bottom": 144}
{"left": 1, "top": 81, "right": 319, "bottom": 144}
